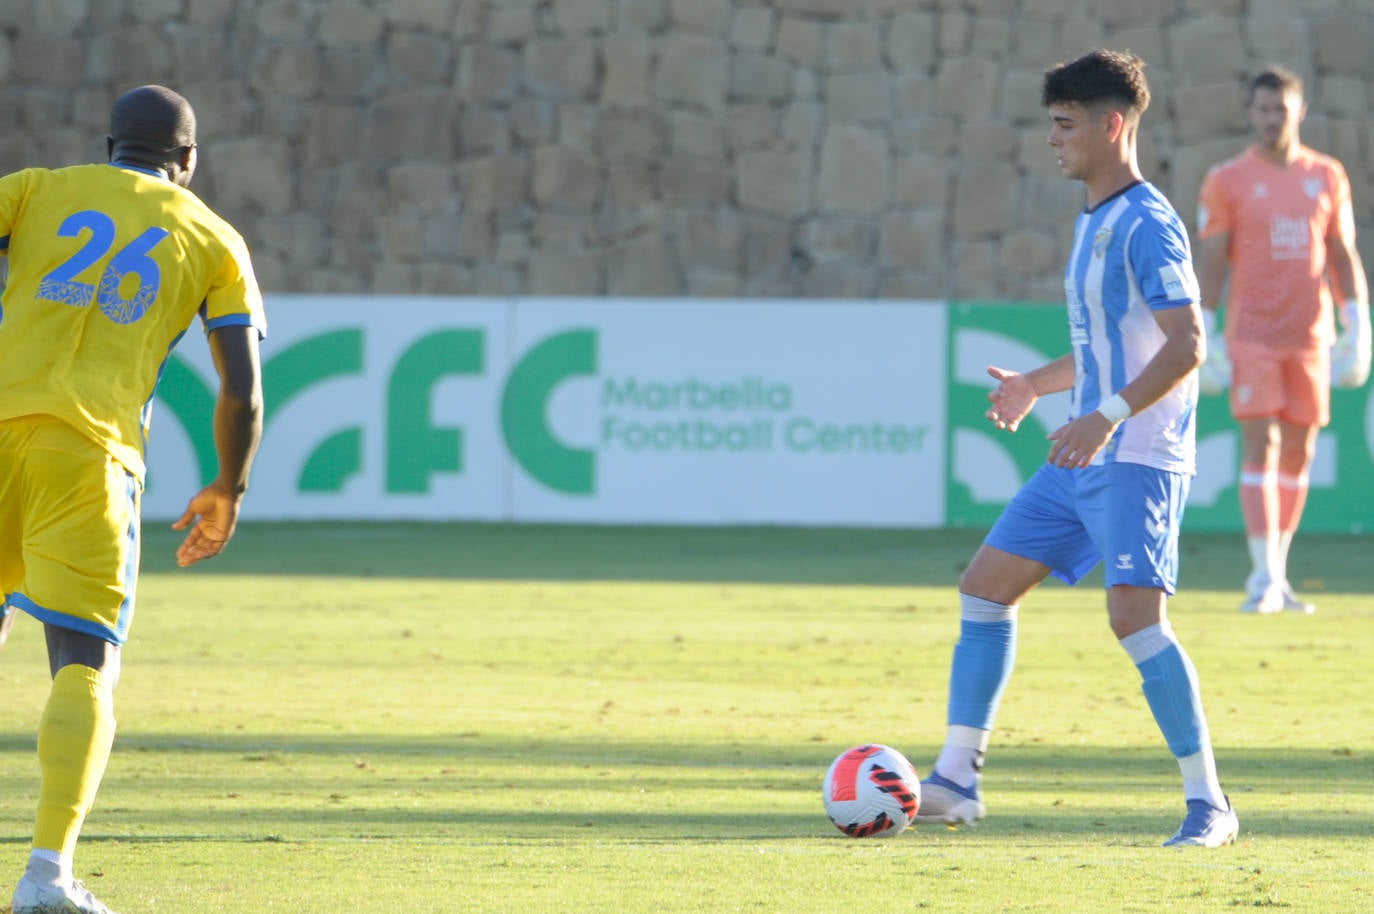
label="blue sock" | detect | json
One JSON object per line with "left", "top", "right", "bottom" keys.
{"left": 1121, "top": 623, "right": 1207, "bottom": 757}
{"left": 1120, "top": 623, "right": 1225, "bottom": 807}
{"left": 946, "top": 594, "right": 1018, "bottom": 731}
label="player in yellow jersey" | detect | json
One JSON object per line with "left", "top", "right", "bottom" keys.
{"left": 0, "top": 86, "right": 265, "bottom": 914}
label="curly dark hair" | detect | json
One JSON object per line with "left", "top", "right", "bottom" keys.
{"left": 1247, "top": 64, "right": 1303, "bottom": 104}
{"left": 1041, "top": 49, "right": 1150, "bottom": 116}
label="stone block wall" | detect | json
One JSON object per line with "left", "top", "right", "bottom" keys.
{"left": 1, "top": 0, "right": 1371, "bottom": 301}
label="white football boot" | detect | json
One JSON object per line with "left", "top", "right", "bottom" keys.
{"left": 913, "top": 769, "right": 985, "bottom": 826}
{"left": 12, "top": 873, "right": 120, "bottom": 914}
{"left": 1277, "top": 581, "right": 1315, "bottom": 614}
{"left": 1163, "top": 797, "right": 1239, "bottom": 848}
{"left": 1239, "top": 572, "right": 1283, "bottom": 615}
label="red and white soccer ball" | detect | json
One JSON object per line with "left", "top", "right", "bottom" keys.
{"left": 822, "top": 744, "right": 922, "bottom": 837}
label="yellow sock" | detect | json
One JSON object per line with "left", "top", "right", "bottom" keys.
{"left": 33, "top": 665, "right": 117, "bottom": 857}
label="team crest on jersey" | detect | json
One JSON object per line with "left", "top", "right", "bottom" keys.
{"left": 1302, "top": 178, "right": 1322, "bottom": 199}
{"left": 1254, "top": 183, "right": 1268, "bottom": 198}
{"left": 1093, "top": 227, "right": 1112, "bottom": 257}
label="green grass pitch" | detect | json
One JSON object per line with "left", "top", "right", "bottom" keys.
{"left": 0, "top": 523, "right": 1370, "bottom": 912}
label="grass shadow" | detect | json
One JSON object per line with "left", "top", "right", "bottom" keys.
{"left": 140, "top": 522, "right": 1374, "bottom": 592}
{"left": 2, "top": 732, "right": 1369, "bottom": 848}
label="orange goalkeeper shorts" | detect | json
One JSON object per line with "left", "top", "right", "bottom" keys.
{"left": 1228, "top": 339, "right": 1330, "bottom": 427}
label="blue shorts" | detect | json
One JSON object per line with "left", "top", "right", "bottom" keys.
{"left": 985, "top": 462, "right": 1189, "bottom": 593}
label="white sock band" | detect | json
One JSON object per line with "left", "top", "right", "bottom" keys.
{"left": 959, "top": 593, "right": 1017, "bottom": 624}
{"left": 1119, "top": 621, "right": 1177, "bottom": 665}
{"left": 1178, "top": 748, "right": 1227, "bottom": 809}
{"left": 946, "top": 724, "right": 990, "bottom": 752}
{"left": 25, "top": 849, "right": 70, "bottom": 885}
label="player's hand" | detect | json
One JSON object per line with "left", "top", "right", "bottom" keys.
{"left": 985, "top": 366, "right": 1038, "bottom": 432}
{"left": 1331, "top": 303, "right": 1371, "bottom": 389}
{"left": 172, "top": 484, "right": 243, "bottom": 567}
{"left": 1197, "top": 336, "right": 1231, "bottom": 395}
{"left": 1046, "top": 412, "right": 1116, "bottom": 469}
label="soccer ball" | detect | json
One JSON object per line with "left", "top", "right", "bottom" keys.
{"left": 822, "top": 744, "right": 921, "bottom": 837}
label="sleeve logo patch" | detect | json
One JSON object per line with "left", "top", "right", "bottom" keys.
{"left": 1158, "top": 262, "right": 1199, "bottom": 301}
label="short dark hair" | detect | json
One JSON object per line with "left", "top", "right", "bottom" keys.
{"left": 1041, "top": 49, "right": 1151, "bottom": 117}
{"left": 1248, "top": 65, "right": 1303, "bottom": 104}
{"left": 109, "top": 85, "right": 197, "bottom": 156}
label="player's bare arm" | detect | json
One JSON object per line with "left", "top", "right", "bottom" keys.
{"left": 1326, "top": 221, "right": 1371, "bottom": 387}
{"left": 174, "top": 324, "right": 263, "bottom": 567}
{"left": 1195, "top": 234, "right": 1230, "bottom": 326}
{"left": 1048, "top": 303, "right": 1204, "bottom": 468}
{"left": 1194, "top": 234, "right": 1232, "bottom": 393}
{"left": 1326, "top": 230, "right": 1370, "bottom": 311}
{"left": 985, "top": 355, "right": 1073, "bottom": 433}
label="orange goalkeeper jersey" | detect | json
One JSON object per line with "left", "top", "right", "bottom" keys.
{"left": 1197, "top": 144, "right": 1354, "bottom": 350}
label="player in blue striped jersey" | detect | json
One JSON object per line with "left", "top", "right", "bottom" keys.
{"left": 916, "top": 50, "right": 1239, "bottom": 848}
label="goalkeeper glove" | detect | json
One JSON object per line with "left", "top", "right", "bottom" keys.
{"left": 1331, "top": 299, "right": 1371, "bottom": 389}
{"left": 1197, "top": 308, "right": 1231, "bottom": 395}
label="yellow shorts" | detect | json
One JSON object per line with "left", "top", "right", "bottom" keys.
{"left": 1229, "top": 340, "right": 1330, "bottom": 428}
{"left": 0, "top": 417, "right": 141, "bottom": 644}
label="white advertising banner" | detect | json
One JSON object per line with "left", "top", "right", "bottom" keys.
{"left": 143, "top": 296, "right": 950, "bottom": 527}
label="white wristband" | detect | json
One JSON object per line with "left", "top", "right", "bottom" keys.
{"left": 1096, "top": 393, "right": 1132, "bottom": 424}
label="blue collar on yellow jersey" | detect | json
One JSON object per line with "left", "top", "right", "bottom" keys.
{"left": 108, "top": 162, "right": 170, "bottom": 180}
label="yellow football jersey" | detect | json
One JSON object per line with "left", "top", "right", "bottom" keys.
{"left": 0, "top": 163, "right": 265, "bottom": 480}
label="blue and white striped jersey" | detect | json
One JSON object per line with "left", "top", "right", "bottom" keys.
{"left": 1063, "top": 180, "right": 1199, "bottom": 474}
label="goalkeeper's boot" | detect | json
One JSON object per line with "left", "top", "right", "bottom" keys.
{"left": 13, "top": 873, "right": 120, "bottom": 914}
{"left": 1163, "top": 796, "right": 1239, "bottom": 848}
{"left": 913, "top": 769, "right": 985, "bottom": 826}
{"left": 1239, "top": 572, "right": 1283, "bottom": 615}
{"left": 1278, "top": 581, "right": 1315, "bottom": 615}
